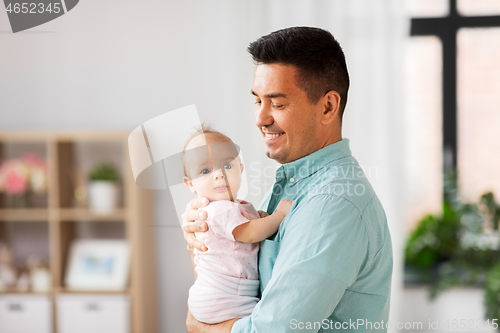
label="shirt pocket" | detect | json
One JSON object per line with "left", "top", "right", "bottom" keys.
{"left": 258, "top": 238, "right": 280, "bottom": 292}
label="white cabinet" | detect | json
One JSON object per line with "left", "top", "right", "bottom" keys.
{"left": 0, "top": 295, "right": 52, "bottom": 333}
{"left": 56, "top": 294, "right": 130, "bottom": 333}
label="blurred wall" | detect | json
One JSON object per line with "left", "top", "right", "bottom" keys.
{"left": 0, "top": 1, "right": 408, "bottom": 332}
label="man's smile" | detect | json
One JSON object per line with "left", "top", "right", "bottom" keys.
{"left": 263, "top": 131, "right": 286, "bottom": 143}
{"left": 265, "top": 133, "right": 284, "bottom": 138}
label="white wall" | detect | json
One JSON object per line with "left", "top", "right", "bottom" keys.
{"left": 0, "top": 1, "right": 408, "bottom": 332}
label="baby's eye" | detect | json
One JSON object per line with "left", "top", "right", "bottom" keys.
{"left": 224, "top": 164, "right": 232, "bottom": 170}
{"left": 201, "top": 168, "right": 211, "bottom": 175}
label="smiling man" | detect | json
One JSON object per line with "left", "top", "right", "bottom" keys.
{"left": 251, "top": 63, "right": 341, "bottom": 164}
{"left": 183, "top": 27, "right": 393, "bottom": 333}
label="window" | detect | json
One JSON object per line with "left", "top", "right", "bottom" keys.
{"left": 406, "top": 0, "right": 500, "bottom": 228}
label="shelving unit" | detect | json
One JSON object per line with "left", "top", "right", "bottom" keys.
{"left": 0, "top": 132, "right": 158, "bottom": 333}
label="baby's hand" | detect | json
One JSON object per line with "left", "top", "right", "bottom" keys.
{"left": 257, "top": 210, "right": 269, "bottom": 218}
{"left": 276, "top": 200, "right": 294, "bottom": 217}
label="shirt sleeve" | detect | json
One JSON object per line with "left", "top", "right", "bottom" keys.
{"left": 207, "top": 201, "right": 252, "bottom": 241}
{"left": 231, "top": 194, "right": 369, "bottom": 333}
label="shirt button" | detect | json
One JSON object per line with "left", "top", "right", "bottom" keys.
{"left": 290, "top": 177, "right": 295, "bottom": 182}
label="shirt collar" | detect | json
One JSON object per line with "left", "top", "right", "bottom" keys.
{"left": 275, "top": 138, "right": 352, "bottom": 184}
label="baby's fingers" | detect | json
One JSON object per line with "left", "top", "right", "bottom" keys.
{"left": 277, "top": 200, "right": 295, "bottom": 215}
{"left": 257, "top": 210, "right": 269, "bottom": 218}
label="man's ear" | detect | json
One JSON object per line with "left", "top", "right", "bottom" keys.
{"left": 183, "top": 177, "right": 196, "bottom": 193}
{"left": 320, "top": 90, "right": 341, "bottom": 125}
{"left": 240, "top": 163, "right": 244, "bottom": 173}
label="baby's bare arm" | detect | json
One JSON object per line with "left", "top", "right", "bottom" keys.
{"left": 233, "top": 200, "right": 294, "bottom": 243}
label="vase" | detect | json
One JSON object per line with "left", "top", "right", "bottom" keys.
{"left": 88, "top": 181, "right": 118, "bottom": 214}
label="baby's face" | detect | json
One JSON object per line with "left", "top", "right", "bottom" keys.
{"left": 183, "top": 134, "right": 243, "bottom": 202}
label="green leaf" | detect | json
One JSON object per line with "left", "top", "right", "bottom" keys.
{"left": 88, "top": 163, "right": 119, "bottom": 182}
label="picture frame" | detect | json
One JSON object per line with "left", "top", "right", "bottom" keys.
{"left": 64, "top": 240, "right": 131, "bottom": 291}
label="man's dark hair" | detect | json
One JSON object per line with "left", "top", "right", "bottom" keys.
{"left": 248, "top": 26, "right": 350, "bottom": 116}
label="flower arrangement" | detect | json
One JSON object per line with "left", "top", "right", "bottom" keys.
{"left": 0, "top": 153, "right": 48, "bottom": 206}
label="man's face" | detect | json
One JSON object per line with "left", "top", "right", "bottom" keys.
{"left": 252, "top": 63, "right": 323, "bottom": 164}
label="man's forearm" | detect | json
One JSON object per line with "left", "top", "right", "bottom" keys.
{"left": 186, "top": 310, "right": 238, "bottom": 333}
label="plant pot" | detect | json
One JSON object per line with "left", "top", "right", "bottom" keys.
{"left": 88, "top": 181, "right": 118, "bottom": 214}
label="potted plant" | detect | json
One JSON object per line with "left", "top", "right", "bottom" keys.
{"left": 88, "top": 163, "right": 120, "bottom": 214}
{"left": 405, "top": 172, "right": 500, "bottom": 327}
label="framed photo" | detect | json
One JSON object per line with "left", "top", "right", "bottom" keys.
{"left": 64, "top": 240, "right": 131, "bottom": 291}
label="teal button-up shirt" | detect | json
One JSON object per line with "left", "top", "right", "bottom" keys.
{"left": 232, "top": 138, "right": 393, "bottom": 333}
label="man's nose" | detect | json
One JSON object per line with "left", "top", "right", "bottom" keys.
{"left": 255, "top": 102, "right": 273, "bottom": 129}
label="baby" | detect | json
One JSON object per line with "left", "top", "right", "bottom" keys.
{"left": 182, "top": 125, "right": 293, "bottom": 324}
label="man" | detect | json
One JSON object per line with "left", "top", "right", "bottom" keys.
{"left": 183, "top": 26, "right": 393, "bottom": 333}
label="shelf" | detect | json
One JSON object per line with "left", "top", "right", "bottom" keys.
{"left": 0, "top": 131, "right": 128, "bottom": 142}
{"left": 0, "top": 288, "right": 128, "bottom": 296}
{"left": 55, "top": 131, "right": 128, "bottom": 141}
{"left": 0, "top": 290, "right": 52, "bottom": 295}
{"left": 0, "top": 209, "right": 49, "bottom": 221}
{"left": 0, "top": 132, "right": 51, "bottom": 142}
{"left": 0, "top": 132, "right": 157, "bottom": 333}
{"left": 55, "top": 287, "right": 130, "bottom": 295}
{"left": 58, "top": 208, "right": 126, "bottom": 221}
{"left": 0, "top": 209, "right": 127, "bottom": 222}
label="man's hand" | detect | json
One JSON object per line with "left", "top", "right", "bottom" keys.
{"left": 182, "top": 197, "right": 210, "bottom": 252}
{"left": 186, "top": 310, "right": 239, "bottom": 333}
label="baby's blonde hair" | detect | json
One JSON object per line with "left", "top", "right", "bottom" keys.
{"left": 181, "top": 124, "right": 233, "bottom": 179}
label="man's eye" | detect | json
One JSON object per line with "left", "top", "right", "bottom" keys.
{"left": 272, "top": 104, "right": 283, "bottom": 109}
{"left": 224, "top": 164, "right": 232, "bottom": 170}
{"left": 254, "top": 101, "right": 262, "bottom": 106}
{"left": 201, "top": 169, "right": 211, "bottom": 175}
